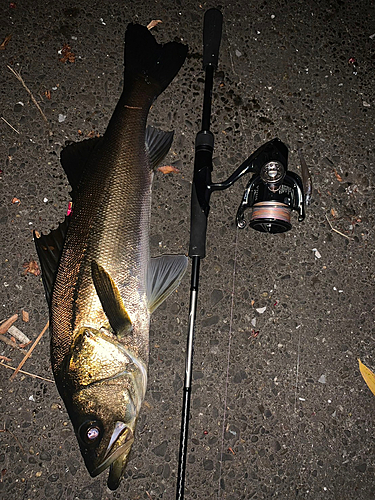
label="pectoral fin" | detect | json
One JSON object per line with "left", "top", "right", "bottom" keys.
{"left": 147, "top": 255, "right": 188, "bottom": 313}
{"left": 91, "top": 261, "right": 132, "bottom": 337}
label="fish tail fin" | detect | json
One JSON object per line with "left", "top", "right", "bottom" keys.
{"left": 124, "top": 24, "right": 188, "bottom": 102}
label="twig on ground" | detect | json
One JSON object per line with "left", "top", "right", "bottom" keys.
{"left": 10, "top": 320, "right": 49, "bottom": 381}
{"left": 1, "top": 116, "right": 20, "bottom": 134}
{"left": 7, "top": 65, "right": 52, "bottom": 135}
{"left": 325, "top": 214, "right": 354, "bottom": 240}
{"left": 0, "top": 334, "right": 27, "bottom": 353}
{"left": 0, "top": 361, "right": 53, "bottom": 383}
{"left": 0, "top": 314, "right": 18, "bottom": 334}
{"left": 0, "top": 422, "right": 25, "bottom": 453}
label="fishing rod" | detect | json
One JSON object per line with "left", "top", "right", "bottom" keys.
{"left": 176, "top": 8, "right": 311, "bottom": 499}
{"left": 176, "top": 9, "right": 223, "bottom": 499}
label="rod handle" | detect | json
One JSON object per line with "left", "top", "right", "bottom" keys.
{"left": 203, "top": 8, "right": 223, "bottom": 69}
{"left": 188, "top": 132, "right": 214, "bottom": 258}
{"left": 189, "top": 182, "right": 208, "bottom": 258}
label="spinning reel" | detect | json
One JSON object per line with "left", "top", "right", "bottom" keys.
{"left": 235, "top": 138, "right": 306, "bottom": 233}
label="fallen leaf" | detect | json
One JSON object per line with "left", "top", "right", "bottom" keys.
{"left": 157, "top": 165, "right": 180, "bottom": 174}
{"left": 0, "top": 34, "right": 12, "bottom": 50}
{"left": 358, "top": 359, "right": 375, "bottom": 396}
{"left": 44, "top": 90, "right": 51, "bottom": 100}
{"left": 60, "top": 44, "right": 75, "bottom": 63}
{"left": 87, "top": 130, "right": 100, "bottom": 138}
{"left": 147, "top": 20, "right": 162, "bottom": 30}
{"left": 22, "top": 260, "right": 40, "bottom": 277}
{"left": 331, "top": 208, "right": 338, "bottom": 218}
{"left": 333, "top": 169, "right": 343, "bottom": 182}
{"left": 22, "top": 310, "right": 29, "bottom": 323}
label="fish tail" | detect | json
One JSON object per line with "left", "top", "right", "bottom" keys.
{"left": 124, "top": 24, "right": 188, "bottom": 103}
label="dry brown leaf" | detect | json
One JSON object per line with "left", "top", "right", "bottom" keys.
{"left": 157, "top": 165, "right": 180, "bottom": 174}
{"left": 334, "top": 169, "right": 343, "bottom": 182}
{"left": 331, "top": 208, "right": 338, "bottom": 218}
{"left": 0, "top": 34, "right": 12, "bottom": 50}
{"left": 22, "top": 260, "right": 40, "bottom": 277}
{"left": 60, "top": 44, "right": 75, "bottom": 63}
{"left": 22, "top": 310, "right": 29, "bottom": 322}
{"left": 147, "top": 20, "right": 162, "bottom": 30}
{"left": 44, "top": 90, "right": 51, "bottom": 100}
{"left": 87, "top": 130, "right": 100, "bottom": 138}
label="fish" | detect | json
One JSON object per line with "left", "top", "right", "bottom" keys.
{"left": 34, "top": 23, "right": 188, "bottom": 490}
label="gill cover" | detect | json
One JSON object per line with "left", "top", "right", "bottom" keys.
{"left": 63, "top": 328, "right": 146, "bottom": 481}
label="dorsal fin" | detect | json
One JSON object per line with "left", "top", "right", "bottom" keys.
{"left": 145, "top": 126, "right": 174, "bottom": 170}
{"left": 91, "top": 261, "right": 133, "bottom": 337}
{"left": 60, "top": 136, "right": 103, "bottom": 196}
{"left": 33, "top": 217, "right": 70, "bottom": 306}
{"left": 147, "top": 255, "right": 188, "bottom": 313}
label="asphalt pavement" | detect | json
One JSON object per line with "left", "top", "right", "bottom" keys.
{"left": 1, "top": 1, "right": 374, "bottom": 499}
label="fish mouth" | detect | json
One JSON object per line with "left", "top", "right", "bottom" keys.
{"left": 90, "top": 423, "right": 134, "bottom": 478}
{"left": 107, "top": 451, "right": 133, "bottom": 491}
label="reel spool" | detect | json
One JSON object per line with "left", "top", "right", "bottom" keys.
{"left": 249, "top": 201, "right": 292, "bottom": 233}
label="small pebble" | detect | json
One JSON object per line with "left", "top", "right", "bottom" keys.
{"left": 318, "top": 374, "right": 326, "bottom": 384}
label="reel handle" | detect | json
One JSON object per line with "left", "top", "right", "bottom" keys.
{"left": 203, "top": 8, "right": 223, "bottom": 69}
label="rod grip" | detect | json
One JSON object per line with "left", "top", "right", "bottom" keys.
{"left": 203, "top": 8, "right": 223, "bottom": 69}
{"left": 188, "top": 132, "right": 214, "bottom": 259}
{"left": 189, "top": 183, "right": 208, "bottom": 258}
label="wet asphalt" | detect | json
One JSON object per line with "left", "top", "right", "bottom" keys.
{"left": 1, "top": 1, "right": 375, "bottom": 499}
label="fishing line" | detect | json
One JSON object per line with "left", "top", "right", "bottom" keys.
{"left": 217, "top": 225, "right": 239, "bottom": 498}
{"left": 217, "top": 24, "right": 251, "bottom": 498}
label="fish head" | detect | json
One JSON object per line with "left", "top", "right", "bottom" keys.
{"left": 60, "top": 327, "right": 147, "bottom": 489}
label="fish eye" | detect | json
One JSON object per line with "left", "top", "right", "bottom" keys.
{"left": 79, "top": 420, "right": 103, "bottom": 445}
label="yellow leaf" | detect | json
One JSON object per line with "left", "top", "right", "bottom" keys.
{"left": 358, "top": 359, "right": 375, "bottom": 396}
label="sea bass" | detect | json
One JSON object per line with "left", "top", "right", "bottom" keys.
{"left": 34, "top": 24, "right": 188, "bottom": 490}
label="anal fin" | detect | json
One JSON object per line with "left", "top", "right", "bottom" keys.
{"left": 147, "top": 255, "right": 188, "bottom": 313}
